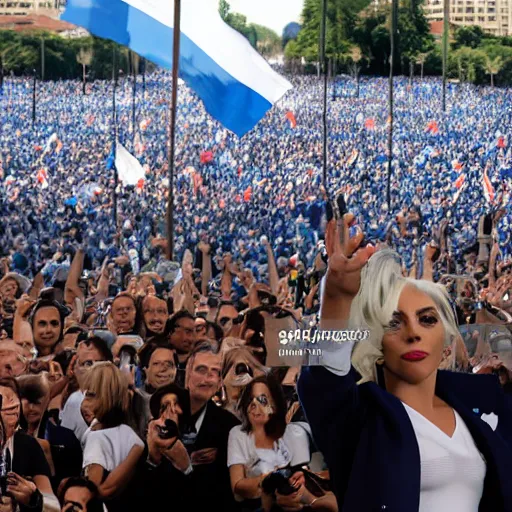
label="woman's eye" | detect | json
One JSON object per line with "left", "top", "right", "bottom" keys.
{"left": 420, "top": 315, "right": 438, "bottom": 325}
{"left": 386, "top": 319, "right": 401, "bottom": 330}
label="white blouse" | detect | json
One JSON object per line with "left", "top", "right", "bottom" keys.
{"left": 403, "top": 402, "right": 486, "bottom": 512}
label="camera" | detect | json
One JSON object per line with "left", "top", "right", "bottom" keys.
{"left": 261, "top": 469, "right": 297, "bottom": 496}
{"left": 156, "top": 419, "right": 180, "bottom": 440}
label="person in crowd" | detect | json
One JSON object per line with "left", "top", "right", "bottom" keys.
{"left": 228, "top": 374, "right": 311, "bottom": 511}
{"left": 60, "top": 337, "right": 113, "bottom": 445}
{"left": 221, "top": 346, "right": 267, "bottom": 419}
{"left": 132, "top": 343, "right": 177, "bottom": 438}
{"left": 29, "top": 298, "right": 70, "bottom": 359}
{"left": 0, "top": 377, "right": 59, "bottom": 511}
{"left": 58, "top": 477, "right": 104, "bottom": 512}
{"left": 134, "top": 383, "right": 194, "bottom": 510}
{"left": 181, "top": 340, "right": 241, "bottom": 511}
{"left": 0, "top": 342, "right": 28, "bottom": 379}
{"left": 141, "top": 295, "right": 169, "bottom": 338}
{"left": 168, "top": 310, "right": 197, "bottom": 387}
{"left": 298, "top": 213, "right": 512, "bottom": 511}
{"left": 80, "top": 362, "right": 144, "bottom": 511}
{"left": 109, "top": 293, "right": 140, "bottom": 337}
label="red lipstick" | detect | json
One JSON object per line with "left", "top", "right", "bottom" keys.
{"left": 401, "top": 351, "right": 428, "bottom": 361}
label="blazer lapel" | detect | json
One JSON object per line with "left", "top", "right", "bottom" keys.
{"left": 437, "top": 378, "right": 512, "bottom": 511}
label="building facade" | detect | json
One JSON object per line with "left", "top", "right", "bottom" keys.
{"left": 0, "top": 0, "right": 63, "bottom": 17}
{"left": 423, "top": 0, "right": 512, "bottom": 36}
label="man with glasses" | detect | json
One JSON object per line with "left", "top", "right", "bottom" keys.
{"left": 182, "top": 341, "right": 240, "bottom": 511}
{"left": 60, "top": 337, "right": 113, "bottom": 444}
{"left": 168, "top": 311, "right": 196, "bottom": 387}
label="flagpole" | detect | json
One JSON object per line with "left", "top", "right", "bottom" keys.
{"left": 32, "top": 69, "right": 37, "bottom": 125}
{"left": 320, "top": 0, "right": 328, "bottom": 192}
{"left": 387, "top": 0, "right": 397, "bottom": 208}
{"left": 166, "top": 0, "right": 181, "bottom": 261}
{"left": 131, "top": 51, "right": 137, "bottom": 148}
{"left": 442, "top": 0, "right": 449, "bottom": 113}
{"left": 112, "top": 46, "right": 119, "bottom": 235}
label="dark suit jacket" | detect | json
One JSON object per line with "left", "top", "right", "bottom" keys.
{"left": 298, "top": 366, "right": 512, "bottom": 512}
{"left": 187, "top": 400, "right": 241, "bottom": 511}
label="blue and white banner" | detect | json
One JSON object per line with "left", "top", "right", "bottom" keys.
{"left": 62, "top": 0, "right": 292, "bottom": 137}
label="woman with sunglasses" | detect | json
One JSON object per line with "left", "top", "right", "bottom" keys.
{"left": 227, "top": 374, "right": 312, "bottom": 511}
{"left": 0, "top": 377, "right": 59, "bottom": 512}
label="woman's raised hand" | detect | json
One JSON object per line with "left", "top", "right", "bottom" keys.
{"left": 324, "top": 213, "right": 375, "bottom": 300}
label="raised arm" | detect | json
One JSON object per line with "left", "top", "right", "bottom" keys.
{"left": 262, "top": 236, "right": 279, "bottom": 296}
{"left": 198, "top": 242, "right": 212, "bottom": 297}
{"left": 298, "top": 214, "right": 375, "bottom": 461}
{"left": 64, "top": 248, "right": 85, "bottom": 307}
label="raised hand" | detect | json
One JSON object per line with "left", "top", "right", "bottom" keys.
{"left": 324, "top": 213, "right": 375, "bottom": 300}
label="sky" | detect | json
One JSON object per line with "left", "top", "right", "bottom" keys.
{"left": 228, "top": 0, "right": 303, "bottom": 37}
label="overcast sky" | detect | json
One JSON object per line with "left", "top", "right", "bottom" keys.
{"left": 228, "top": 0, "right": 303, "bottom": 36}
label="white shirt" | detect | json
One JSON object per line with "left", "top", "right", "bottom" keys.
{"left": 82, "top": 424, "right": 144, "bottom": 472}
{"left": 227, "top": 423, "right": 310, "bottom": 478}
{"left": 60, "top": 391, "right": 89, "bottom": 445}
{"left": 403, "top": 402, "right": 486, "bottom": 512}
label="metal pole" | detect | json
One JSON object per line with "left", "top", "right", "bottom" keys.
{"left": 40, "top": 38, "right": 45, "bottom": 82}
{"left": 132, "top": 52, "right": 137, "bottom": 147}
{"left": 32, "top": 69, "right": 36, "bottom": 125}
{"left": 166, "top": 0, "right": 181, "bottom": 261}
{"left": 142, "top": 57, "right": 146, "bottom": 95}
{"left": 387, "top": 0, "right": 397, "bottom": 208}
{"left": 112, "top": 47, "right": 118, "bottom": 233}
{"left": 320, "top": 0, "right": 328, "bottom": 192}
{"left": 442, "top": 0, "right": 449, "bottom": 112}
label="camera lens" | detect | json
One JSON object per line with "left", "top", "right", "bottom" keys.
{"left": 235, "top": 363, "right": 252, "bottom": 376}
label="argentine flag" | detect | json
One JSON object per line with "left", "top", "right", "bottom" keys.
{"left": 62, "top": 0, "right": 292, "bottom": 137}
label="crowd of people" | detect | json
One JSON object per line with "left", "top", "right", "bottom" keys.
{"left": 0, "top": 69, "right": 510, "bottom": 511}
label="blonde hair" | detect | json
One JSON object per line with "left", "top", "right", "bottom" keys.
{"left": 349, "top": 250, "right": 459, "bottom": 383}
{"left": 82, "top": 362, "right": 130, "bottom": 427}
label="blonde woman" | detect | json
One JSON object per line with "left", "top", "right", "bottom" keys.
{"left": 298, "top": 214, "right": 512, "bottom": 512}
{"left": 81, "top": 362, "right": 144, "bottom": 512}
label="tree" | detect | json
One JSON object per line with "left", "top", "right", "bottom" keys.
{"left": 219, "top": 0, "right": 230, "bottom": 20}
{"left": 484, "top": 55, "right": 504, "bottom": 87}
{"left": 284, "top": 39, "right": 302, "bottom": 73}
{"left": 282, "top": 22, "right": 301, "bottom": 48}
{"left": 218, "top": 0, "right": 257, "bottom": 48}
{"left": 76, "top": 47, "right": 93, "bottom": 94}
{"left": 454, "top": 26, "right": 484, "bottom": 49}
{"left": 252, "top": 24, "right": 281, "bottom": 58}
{"left": 345, "top": 45, "right": 364, "bottom": 97}
{"left": 416, "top": 52, "right": 428, "bottom": 79}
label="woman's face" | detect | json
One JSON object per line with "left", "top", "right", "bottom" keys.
{"left": 21, "top": 395, "right": 47, "bottom": 427}
{"left": 0, "top": 279, "right": 18, "bottom": 301}
{"left": 247, "top": 382, "right": 274, "bottom": 427}
{"left": 159, "top": 393, "right": 183, "bottom": 425}
{"left": 33, "top": 306, "right": 62, "bottom": 353}
{"left": 382, "top": 285, "right": 446, "bottom": 385}
{"left": 0, "top": 386, "right": 20, "bottom": 438}
{"left": 83, "top": 389, "right": 100, "bottom": 420}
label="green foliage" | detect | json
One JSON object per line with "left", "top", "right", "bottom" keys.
{"left": 453, "top": 25, "right": 484, "bottom": 49}
{"left": 0, "top": 31, "right": 131, "bottom": 80}
{"left": 251, "top": 24, "right": 281, "bottom": 57}
{"left": 294, "top": 0, "right": 433, "bottom": 76}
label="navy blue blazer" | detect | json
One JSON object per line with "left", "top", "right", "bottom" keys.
{"left": 297, "top": 366, "right": 512, "bottom": 512}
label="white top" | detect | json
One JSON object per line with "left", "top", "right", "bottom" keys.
{"left": 227, "top": 423, "right": 310, "bottom": 477}
{"left": 60, "top": 391, "right": 89, "bottom": 446}
{"left": 402, "top": 403, "right": 486, "bottom": 512}
{"left": 82, "top": 423, "right": 144, "bottom": 472}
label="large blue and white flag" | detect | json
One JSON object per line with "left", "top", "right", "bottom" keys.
{"left": 62, "top": 0, "right": 292, "bottom": 137}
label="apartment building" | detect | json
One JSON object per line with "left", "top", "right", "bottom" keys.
{"left": 0, "top": 0, "right": 63, "bottom": 16}
{"left": 423, "top": 0, "right": 512, "bottom": 36}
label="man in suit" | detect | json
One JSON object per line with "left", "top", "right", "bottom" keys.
{"left": 183, "top": 340, "right": 240, "bottom": 511}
